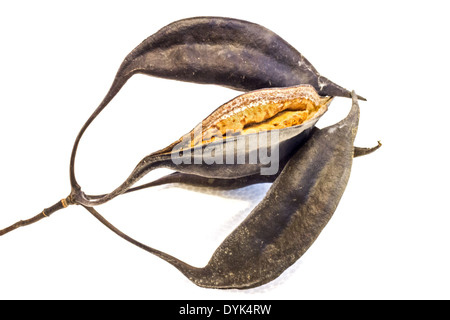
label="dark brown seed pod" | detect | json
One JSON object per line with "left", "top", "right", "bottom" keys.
{"left": 84, "top": 91, "right": 377, "bottom": 289}
{"left": 114, "top": 16, "right": 361, "bottom": 97}
{"left": 73, "top": 85, "right": 332, "bottom": 206}
{"left": 0, "top": 18, "right": 377, "bottom": 291}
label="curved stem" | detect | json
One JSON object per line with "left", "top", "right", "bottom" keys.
{"left": 0, "top": 197, "right": 73, "bottom": 237}
{"left": 72, "top": 153, "right": 170, "bottom": 206}
{"left": 69, "top": 75, "right": 130, "bottom": 191}
{"left": 83, "top": 205, "right": 195, "bottom": 273}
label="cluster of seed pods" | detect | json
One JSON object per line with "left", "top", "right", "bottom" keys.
{"left": 0, "top": 17, "right": 380, "bottom": 289}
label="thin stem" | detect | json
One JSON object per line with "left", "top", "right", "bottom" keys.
{"left": 354, "top": 141, "right": 382, "bottom": 158}
{"left": 83, "top": 205, "right": 195, "bottom": 272}
{"left": 0, "top": 197, "right": 72, "bottom": 237}
{"left": 87, "top": 171, "right": 278, "bottom": 200}
{"left": 72, "top": 153, "right": 169, "bottom": 206}
{"left": 69, "top": 74, "right": 130, "bottom": 191}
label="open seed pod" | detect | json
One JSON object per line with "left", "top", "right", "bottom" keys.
{"left": 74, "top": 84, "right": 332, "bottom": 206}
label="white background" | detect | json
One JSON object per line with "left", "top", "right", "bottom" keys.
{"left": 1, "top": 0, "right": 449, "bottom": 300}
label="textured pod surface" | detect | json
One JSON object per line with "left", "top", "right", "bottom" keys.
{"left": 116, "top": 16, "right": 356, "bottom": 98}
{"left": 76, "top": 85, "right": 331, "bottom": 206}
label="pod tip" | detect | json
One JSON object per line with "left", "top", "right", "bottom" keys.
{"left": 318, "top": 76, "right": 366, "bottom": 101}
{"left": 357, "top": 94, "right": 367, "bottom": 101}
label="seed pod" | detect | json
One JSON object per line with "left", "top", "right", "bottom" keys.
{"left": 175, "top": 91, "right": 361, "bottom": 289}
{"left": 0, "top": 17, "right": 373, "bottom": 290}
{"left": 84, "top": 91, "right": 373, "bottom": 289}
{"left": 114, "top": 16, "right": 360, "bottom": 97}
{"left": 74, "top": 85, "right": 332, "bottom": 206}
